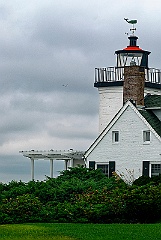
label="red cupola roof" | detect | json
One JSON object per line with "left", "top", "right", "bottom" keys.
{"left": 123, "top": 46, "right": 143, "bottom": 51}
{"left": 115, "top": 35, "right": 148, "bottom": 54}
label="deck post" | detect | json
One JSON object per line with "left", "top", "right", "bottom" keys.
{"left": 50, "top": 159, "right": 54, "bottom": 178}
{"left": 65, "top": 160, "right": 68, "bottom": 170}
{"left": 31, "top": 158, "right": 34, "bottom": 181}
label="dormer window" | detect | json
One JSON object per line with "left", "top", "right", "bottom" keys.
{"left": 143, "top": 130, "right": 150, "bottom": 143}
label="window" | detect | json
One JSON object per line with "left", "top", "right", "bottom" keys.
{"left": 89, "top": 161, "right": 95, "bottom": 170}
{"left": 97, "top": 164, "right": 109, "bottom": 176}
{"left": 143, "top": 162, "right": 161, "bottom": 177}
{"left": 112, "top": 131, "right": 119, "bottom": 143}
{"left": 143, "top": 130, "right": 150, "bottom": 143}
{"left": 151, "top": 164, "right": 161, "bottom": 176}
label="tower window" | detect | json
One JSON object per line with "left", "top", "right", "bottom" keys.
{"left": 143, "top": 130, "right": 150, "bottom": 143}
{"left": 112, "top": 131, "right": 119, "bottom": 143}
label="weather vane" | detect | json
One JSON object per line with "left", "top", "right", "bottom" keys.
{"left": 124, "top": 18, "right": 137, "bottom": 35}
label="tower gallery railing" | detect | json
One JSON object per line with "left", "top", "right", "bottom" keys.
{"left": 95, "top": 67, "right": 161, "bottom": 85}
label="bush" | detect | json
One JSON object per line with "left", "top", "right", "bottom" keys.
{"left": 133, "top": 175, "right": 161, "bottom": 186}
{"left": 1, "top": 167, "right": 161, "bottom": 224}
{"left": 120, "top": 184, "right": 161, "bottom": 223}
{"left": 1, "top": 194, "right": 43, "bottom": 223}
{"left": 133, "top": 176, "right": 151, "bottom": 186}
{"left": 58, "top": 165, "right": 107, "bottom": 181}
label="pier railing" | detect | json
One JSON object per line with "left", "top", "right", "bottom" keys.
{"left": 95, "top": 67, "right": 161, "bottom": 85}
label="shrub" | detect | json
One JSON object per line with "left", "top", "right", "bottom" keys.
{"left": 1, "top": 194, "right": 43, "bottom": 223}
{"left": 58, "top": 165, "right": 107, "bottom": 181}
{"left": 133, "top": 175, "right": 161, "bottom": 186}
{"left": 1, "top": 167, "right": 161, "bottom": 224}
{"left": 122, "top": 184, "right": 161, "bottom": 223}
{"left": 133, "top": 176, "right": 151, "bottom": 186}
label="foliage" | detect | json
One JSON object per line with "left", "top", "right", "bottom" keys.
{"left": 0, "top": 194, "right": 42, "bottom": 223}
{"left": 133, "top": 174, "right": 161, "bottom": 186}
{"left": 133, "top": 175, "right": 151, "bottom": 186}
{"left": 58, "top": 165, "right": 108, "bottom": 181}
{"left": 1, "top": 166, "right": 161, "bottom": 224}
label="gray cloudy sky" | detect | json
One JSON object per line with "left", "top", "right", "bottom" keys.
{"left": 0, "top": 0, "right": 161, "bottom": 183}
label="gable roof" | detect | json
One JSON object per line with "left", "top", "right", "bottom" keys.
{"left": 144, "top": 94, "right": 161, "bottom": 108}
{"left": 85, "top": 100, "right": 161, "bottom": 158}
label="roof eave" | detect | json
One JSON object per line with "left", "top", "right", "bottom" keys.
{"left": 145, "top": 107, "right": 161, "bottom": 110}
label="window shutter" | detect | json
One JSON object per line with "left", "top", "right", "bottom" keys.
{"left": 109, "top": 161, "right": 115, "bottom": 177}
{"left": 142, "top": 161, "right": 150, "bottom": 176}
{"left": 89, "top": 161, "right": 95, "bottom": 170}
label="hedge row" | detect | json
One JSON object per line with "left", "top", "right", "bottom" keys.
{"left": 1, "top": 166, "right": 161, "bottom": 224}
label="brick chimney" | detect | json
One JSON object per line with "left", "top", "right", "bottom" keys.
{"left": 123, "top": 66, "right": 145, "bottom": 106}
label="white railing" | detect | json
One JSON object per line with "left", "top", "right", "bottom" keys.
{"left": 95, "top": 67, "right": 161, "bottom": 85}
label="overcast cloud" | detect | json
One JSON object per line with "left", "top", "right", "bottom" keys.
{"left": 0, "top": 0, "right": 161, "bottom": 182}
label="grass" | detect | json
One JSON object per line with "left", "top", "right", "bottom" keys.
{"left": 1, "top": 223, "right": 161, "bottom": 240}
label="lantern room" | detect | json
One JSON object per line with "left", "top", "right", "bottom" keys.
{"left": 115, "top": 35, "right": 151, "bottom": 68}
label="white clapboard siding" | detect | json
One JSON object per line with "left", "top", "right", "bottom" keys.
{"left": 98, "top": 86, "right": 123, "bottom": 133}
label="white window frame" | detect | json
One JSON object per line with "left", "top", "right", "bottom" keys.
{"left": 112, "top": 131, "right": 119, "bottom": 143}
{"left": 143, "top": 130, "right": 150, "bottom": 144}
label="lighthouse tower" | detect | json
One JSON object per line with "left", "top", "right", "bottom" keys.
{"left": 95, "top": 19, "right": 161, "bottom": 133}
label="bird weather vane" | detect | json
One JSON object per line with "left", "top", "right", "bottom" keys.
{"left": 124, "top": 18, "right": 137, "bottom": 35}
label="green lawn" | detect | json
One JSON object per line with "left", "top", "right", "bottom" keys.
{"left": 0, "top": 223, "right": 161, "bottom": 240}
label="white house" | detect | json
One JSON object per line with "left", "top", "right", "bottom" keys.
{"left": 84, "top": 22, "right": 161, "bottom": 181}
{"left": 84, "top": 96, "right": 161, "bottom": 181}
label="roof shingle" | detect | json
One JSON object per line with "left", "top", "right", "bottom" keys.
{"left": 144, "top": 95, "right": 161, "bottom": 108}
{"left": 139, "top": 109, "right": 161, "bottom": 137}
